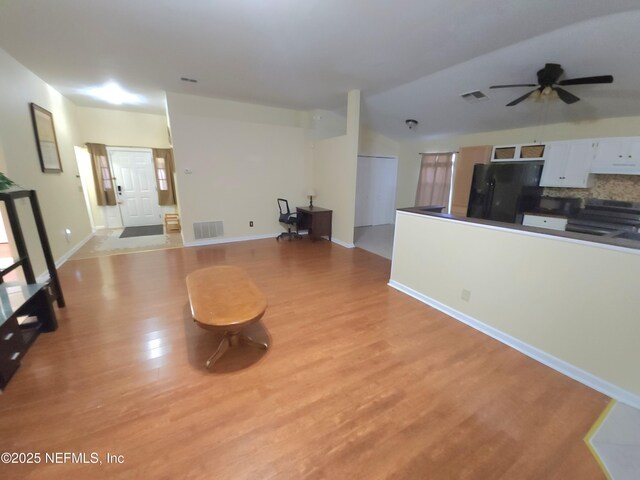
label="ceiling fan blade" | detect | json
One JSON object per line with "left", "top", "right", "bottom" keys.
{"left": 559, "top": 75, "right": 613, "bottom": 86}
{"left": 555, "top": 87, "right": 580, "bottom": 104}
{"left": 490, "top": 84, "right": 538, "bottom": 89}
{"left": 506, "top": 89, "right": 538, "bottom": 107}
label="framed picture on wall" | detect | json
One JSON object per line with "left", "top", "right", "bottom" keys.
{"left": 29, "top": 103, "right": 63, "bottom": 173}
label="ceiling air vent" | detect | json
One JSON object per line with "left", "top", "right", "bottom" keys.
{"left": 460, "top": 90, "right": 488, "bottom": 103}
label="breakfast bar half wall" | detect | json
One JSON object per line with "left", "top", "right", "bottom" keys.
{"left": 389, "top": 210, "right": 640, "bottom": 408}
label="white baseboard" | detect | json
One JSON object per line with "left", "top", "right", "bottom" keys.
{"left": 332, "top": 238, "right": 355, "bottom": 248}
{"left": 184, "top": 233, "right": 280, "bottom": 247}
{"left": 36, "top": 231, "right": 95, "bottom": 283}
{"left": 388, "top": 280, "right": 640, "bottom": 409}
{"left": 182, "top": 232, "right": 356, "bottom": 249}
{"left": 183, "top": 232, "right": 356, "bottom": 248}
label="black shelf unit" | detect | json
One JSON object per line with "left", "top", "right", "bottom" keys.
{"left": 0, "top": 189, "right": 63, "bottom": 391}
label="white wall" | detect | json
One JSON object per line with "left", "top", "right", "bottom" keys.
{"left": 0, "top": 47, "right": 91, "bottom": 276}
{"left": 166, "top": 93, "right": 310, "bottom": 244}
{"left": 391, "top": 212, "right": 640, "bottom": 405}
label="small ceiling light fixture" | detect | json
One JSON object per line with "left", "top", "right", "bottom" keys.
{"left": 82, "top": 82, "right": 144, "bottom": 105}
{"left": 529, "top": 86, "right": 560, "bottom": 103}
{"left": 405, "top": 119, "right": 419, "bottom": 130}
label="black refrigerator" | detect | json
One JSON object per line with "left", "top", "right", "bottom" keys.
{"left": 466, "top": 162, "right": 544, "bottom": 224}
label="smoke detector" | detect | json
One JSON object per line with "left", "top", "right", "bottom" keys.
{"left": 405, "top": 119, "right": 419, "bottom": 130}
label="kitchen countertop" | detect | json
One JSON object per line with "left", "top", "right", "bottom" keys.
{"left": 398, "top": 207, "right": 640, "bottom": 251}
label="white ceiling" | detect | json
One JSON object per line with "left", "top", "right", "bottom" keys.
{"left": 1, "top": 1, "right": 640, "bottom": 140}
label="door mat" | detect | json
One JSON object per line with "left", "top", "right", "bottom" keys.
{"left": 120, "top": 224, "right": 164, "bottom": 238}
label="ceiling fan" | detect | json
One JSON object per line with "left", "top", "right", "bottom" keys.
{"left": 490, "top": 63, "right": 613, "bottom": 106}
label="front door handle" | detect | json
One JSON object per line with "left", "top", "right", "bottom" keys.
{"left": 117, "top": 185, "right": 122, "bottom": 196}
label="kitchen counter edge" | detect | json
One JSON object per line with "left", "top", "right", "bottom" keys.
{"left": 398, "top": 207, "right": 640, "bottom": 251}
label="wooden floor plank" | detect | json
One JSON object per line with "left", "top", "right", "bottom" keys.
{"left": 0, "top": 239, "right": 607, "bottom": 479}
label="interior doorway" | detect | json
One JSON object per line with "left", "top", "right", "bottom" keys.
{"left": 109, "top": 148, "right": 162, "bottom": 227}
{"left": 354, "top": 155, "right": 398, "bottom": 259}
{"left": 355, "top": 156, "right": 398, "bottom": 227}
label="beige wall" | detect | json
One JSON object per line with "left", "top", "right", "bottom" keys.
{"left": 169, "top": 94, "right": 307, "bottom": 128}
{"left": 307, "top": 109, "right": 347, "bottom": 140}
{"left": 313, "top": 134, "right": 351, "bottom": 242}
{"left": 0, "top": 47, "right": 92, "bottom": 276}
{"left": 167, "top": 92, "right": 363, "bottom": 247}
{"left": 313, "top": 90, "right": 360, "bottom": 246}
{"left": 166, "top": 93, "right": 310, "bottom": 244}
{"left": 391, "top": 212, "right": 640, "bottom": 402}
{"left": 73, "top": 107, "right": 172, "bottom": 228}
{"left": 396, "top": 115, "right": 640, "bottom": 211}
{"left": 396, "top": 142, "right": 423, "bottom": 208}
{"left": 75, "top": 106, "right": 170, "bottom": 148}
{"left": 358, "top": 127, "right": 399, "bottom": 158}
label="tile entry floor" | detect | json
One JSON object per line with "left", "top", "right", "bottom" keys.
{"left": 354, "top": 224, "right": 395, "bottom": 259}
{"left": 70, "top": 227, "right": 183, "bottom": 260}
{"left": 589, "top": 401, "right": 640, "bottom": 479}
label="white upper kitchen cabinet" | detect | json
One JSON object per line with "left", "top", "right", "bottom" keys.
{"left": 540, "top": 141, "right": 594, "bottom": 188}
{"left": 491, "top": 143, "right": 546, "bottom": 162}
{"left": 592, "top": 137, "right": 640, "bottom": 174}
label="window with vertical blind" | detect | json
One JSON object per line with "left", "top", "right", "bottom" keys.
{"left": 152, "top": 148, "right": 176, "bottom": 205}
{"left": 414, "top": 152, "right": 456, "bottom": 211}
{"left": 155, "top": 157, "right": 168, "bottom": 191}
{"left": 86, "top": 143, "right": 116, "bottom": 206}
{"left": 100, "top": 156, "right": 113, "bottom": 190}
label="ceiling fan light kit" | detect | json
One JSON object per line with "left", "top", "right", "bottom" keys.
{"left": 490, "top": 63, "right": 614, "bottom": 106}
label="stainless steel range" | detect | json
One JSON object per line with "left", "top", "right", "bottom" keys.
{"left": 566, "top": 199, "right": 640, "bottom": 239}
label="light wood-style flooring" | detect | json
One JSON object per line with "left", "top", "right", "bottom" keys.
{"left": 0, "top": 239, "right": 607, "bottom": 479}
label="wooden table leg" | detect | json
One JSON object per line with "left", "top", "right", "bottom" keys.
{"left": 240, "top": 333, "right": 268, "bottom": 350}
{"left": 206, "top": 332, "right": 231, "bottom": 368}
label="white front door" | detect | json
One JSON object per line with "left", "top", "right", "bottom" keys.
{"left": 109, "top": 148, "right": 161, "bottom": 227}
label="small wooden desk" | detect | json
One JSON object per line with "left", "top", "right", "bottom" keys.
{"left": 296, "top": 206, "right": 332, "bottom": 241}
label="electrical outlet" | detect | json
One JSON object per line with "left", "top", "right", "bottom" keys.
{"left": 249, "top": 221, "right": 254, "bottom": 227}
{"left": 461, "top": 289, "right": 471, "bottom": 302}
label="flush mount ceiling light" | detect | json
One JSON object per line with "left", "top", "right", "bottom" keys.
{"left": 81, "top": 82, "right": 144, "bottom": 105}
{"left": 405, "top": 119, "right": 419, "bottom": 130}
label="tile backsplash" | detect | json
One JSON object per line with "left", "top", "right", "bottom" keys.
{"left": 544, "top": 174, "right": 640, "bottom": 205}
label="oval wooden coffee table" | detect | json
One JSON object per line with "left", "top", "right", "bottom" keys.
{"left": 186, "top": 265, "right": 268, "bottom": 368}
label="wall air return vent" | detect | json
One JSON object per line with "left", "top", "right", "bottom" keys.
{"left": 193, "top": 221, "right": 224, "bottom": 240}
{"left": 460, "top": 90, "right": 488, "bottom": 103}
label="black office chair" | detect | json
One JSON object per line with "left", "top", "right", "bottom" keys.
{"left": 276, "top": 198, "right": 302, "bottom": 241}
